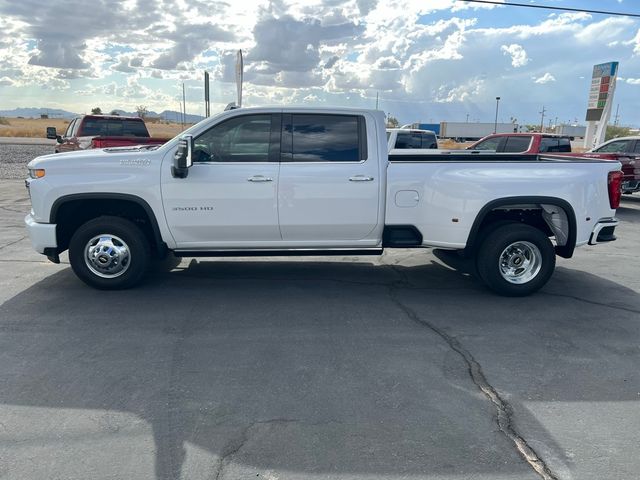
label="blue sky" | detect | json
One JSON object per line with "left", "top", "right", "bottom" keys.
{"left": 0, "top": 0, "right": 638, "bottom": 126}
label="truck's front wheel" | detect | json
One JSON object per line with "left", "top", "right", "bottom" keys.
{"left": 69, "top": 216, "right": 150, "bottom": 290}
{"left": 476, "top": 223, "right": 555, "bottom": 297}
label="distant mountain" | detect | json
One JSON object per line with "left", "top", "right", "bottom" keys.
{"left": 0, "top": 107, "right": 78, "bottom": 119}
{"left": 0, "top": 107, "right": 205, "bottom": 123}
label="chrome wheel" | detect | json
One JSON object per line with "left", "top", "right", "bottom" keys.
{"left": 498, "top": 241, "right": 542, "bottom": 284}
{"left": 84, "top": 234, "right": 131, "bottom": 278}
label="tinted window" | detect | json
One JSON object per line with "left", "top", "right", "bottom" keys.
{"left": 394, "top": 132, "right": 437, "bottom": 149}
{"left": 395, "top": 132, "right": 420, "bottom": 149}
{"left": 634, "top": 141, "right": 640, "bottom": 153}
{"left": 80, "top": 118, "right": 149, "bottom": 137}
{"left": 558, "top": 138, "right": 571, "bottom": 152}
{"left": 503, "top": 136, "right": 531, "bottom": 153}
{"left": 595, "top": 140, "right": 630, "bottom": 153}
{"left": 194, "top": 114, "right": 272, "bottom": 162}
{"left": 291, "top": 114, "right": 361, "bottom": 162}
{"left": 421, "top": 133, "right": 438, "bottom": 149}
{"left": 472, "top": 137, "right": 501, "bottom": 151}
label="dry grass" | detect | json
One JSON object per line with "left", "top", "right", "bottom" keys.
{"left": 438, "top": 139, "right": 474, "bottom": 150}
{"left": 0, "top": 117, "right": 190, "bottom": 139}
{"left": 0, "top": 118, "right": 69, "bottom": 138}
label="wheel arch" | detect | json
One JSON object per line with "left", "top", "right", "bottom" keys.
{"left": 50, "top": 193, "right": 167, "bottom": 256}
{"left": 464, "top": 196, "right": 577, "bottom": 259}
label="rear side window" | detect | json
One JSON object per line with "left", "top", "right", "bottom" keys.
{"left": 595, "top": 140, "right": 630, "bottom": 153}
{"left": 288, "top": 114, "right": 365, "bottom": 162}
{"left": 634, "top": 141, "right": 640, "bottom": 153}
{"left": 503, "top": 136, "right": 531, "bottom": 153}
{"left": 540, "top": 137, "right": 571, "bottom": 153}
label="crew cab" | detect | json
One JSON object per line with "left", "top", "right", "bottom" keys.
{"left": 579, "top": 136, "right": 640, "bottom": 194}
{"left": 25, "top": 107, "right": 622, "bottom": 296}
{"left": 46, "top": 115, "right": 170, "bottom": 153}
{"left": 467, "top": 133, "right": 573, "bottom": 154}
{"left": 387, "top": 128, "right": 438, "bottom": 151}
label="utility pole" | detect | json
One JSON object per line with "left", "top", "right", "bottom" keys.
{"left": 466, "top": 113, "right": 469, "bottom": 123}
{"left": 182, "top": 82, "right": 186, "bottom": 128}
{"left": 539, "top": 105, "right": 546, "bottom": 132}
{"left": 494, "top": 96, "right": 500, "bottom": 134}
{"left": 613, "top": 104, "right": 620, "bottom": 126}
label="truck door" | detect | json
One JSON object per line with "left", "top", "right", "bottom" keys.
{"left": 161, "top": 113, "right": 282, "bottom": 248}
{"left": 277, "top": 113, "right": 380, "bottom": 242}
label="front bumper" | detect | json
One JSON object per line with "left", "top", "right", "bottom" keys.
{"left": 588, "top": 218, "right": 618, "bottom": 245}
{"left": 24, "top": 214, "right": 57, "bottom": 254}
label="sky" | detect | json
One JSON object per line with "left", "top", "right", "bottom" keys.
{"left": 0, "top": 0, "right": 639, "bottom": 126}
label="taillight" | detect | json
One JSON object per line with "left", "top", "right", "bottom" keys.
{"left": 607, "top": 170, "right": 623, "bottom": 209}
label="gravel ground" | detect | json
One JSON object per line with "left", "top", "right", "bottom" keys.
{"left": 0, "top": 144, "right": 54, "bottom": 179}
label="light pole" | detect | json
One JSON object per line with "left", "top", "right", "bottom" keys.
{"left": 494, "top": 97, "right": 501, "bottom": 134}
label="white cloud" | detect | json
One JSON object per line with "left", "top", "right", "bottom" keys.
{"left": 625, "top": 78, "right": 640, "bottom": 85}
{"left": 500, "top": 44, "right": 529, "bottom": 67}
{"left": 533, "top": 73, "right": 556, "bottom": 84}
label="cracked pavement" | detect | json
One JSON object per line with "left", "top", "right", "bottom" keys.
{"left": 0, "top": 179, "right": 639, "bottom": 480}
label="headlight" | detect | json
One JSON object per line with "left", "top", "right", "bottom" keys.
{"left": 28, "top": 169, "right": 46, "bottom": 179}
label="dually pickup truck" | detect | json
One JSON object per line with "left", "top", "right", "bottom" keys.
{"left": 25, "top": 107, "right": 622, "bottom": 296}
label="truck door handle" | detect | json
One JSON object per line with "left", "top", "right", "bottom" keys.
{"left": 247, "top": 175, "right": 273, "bottom": 182}
{"left": 349, "top": 175, "right": 374, "bottom": 182}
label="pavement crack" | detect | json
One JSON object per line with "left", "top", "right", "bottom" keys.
{"left": 540, "top": 291, "right": 640, "bottom": 315}
{"left": 0, "top": 236, "right": 27, "bottom": 250}
{"left": 388, "top": 286, "right": 558, "bottom": 480}
{"left": 213, "top": 419, "right": 300, "bottom": 480}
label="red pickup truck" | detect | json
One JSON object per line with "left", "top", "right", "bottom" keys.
{"left": 46, "top": 115, "right": 170, "bottom": 153}
{"left": 467, "top": 133, "right": 573, "bottom": 154}
{"left": 468, "top": 133, "right": 639, "bottom": 194}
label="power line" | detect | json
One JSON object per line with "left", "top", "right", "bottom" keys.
{"left": 458, "top": 1, "right": 640, "bottom": 18}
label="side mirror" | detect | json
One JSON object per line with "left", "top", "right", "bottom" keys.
{"left": 46, "top": 127, "right": 57, "bottom": 140}
{"left": 171, "top": 135, "right": 193, "bottom": 179}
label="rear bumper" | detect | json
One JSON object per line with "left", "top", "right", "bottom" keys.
{"left": 24, "top": 214, "right": 57, "bottom": 254}
{"left": 588, "top": 218, "right": 618, "bottom": 245}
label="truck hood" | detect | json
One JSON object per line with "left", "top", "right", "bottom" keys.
{"left": 27, "top": 145, "right": 162, "bottom": 170}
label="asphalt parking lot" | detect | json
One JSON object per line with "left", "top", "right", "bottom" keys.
{"left": 1, "top": 173, "right": 639, "bottom": 479}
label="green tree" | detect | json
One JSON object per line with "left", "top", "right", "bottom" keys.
{"left": 605, "top": 125, "right": 631, "bottom": 141}
{"left": 91, "top": 107, "right": 102, "bottom": 115}
{"left": 386, "top": 114, "right": 399, "bottom": 128}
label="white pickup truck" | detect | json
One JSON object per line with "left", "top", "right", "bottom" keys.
{"left": 25, "top": 107, "right": 622, "bottom": 296}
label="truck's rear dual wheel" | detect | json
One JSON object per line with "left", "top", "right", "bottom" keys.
{"left": 69, "top": 216, "right": 150, "bottom": 290}
{"left": 476, "top": 223, "right": 555, "bottom": 297}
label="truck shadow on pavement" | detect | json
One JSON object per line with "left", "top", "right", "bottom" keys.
{"left": 1, "top": 259, "right": 639, "bottom": 479}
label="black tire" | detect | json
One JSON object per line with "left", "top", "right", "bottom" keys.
{"left": 476, "top": 223, "right": 555, "bottom": 297}
{"left": 68, "top": 216, "right": 150, "bottom": 290}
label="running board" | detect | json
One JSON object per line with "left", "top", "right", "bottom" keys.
{"left": 173, "top": 249, "right": 384, "bottom": 258}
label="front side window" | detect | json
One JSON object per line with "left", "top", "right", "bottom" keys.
{"left": 290, "top": 114, "right": 362, "bottom": 161}
{"left": 64, "top": 119, "right": 76, "bottom": 137}
{"left": 503, "top": 136, "right": 531, "bottom": 153}
{"left": 472, "top": 137, "right": 501, "bottom": 151}
{"left": 595, "top": 140, "right": 629, "bottom": 153}
{"left": 194, "top": 114, "right": 272, "bottom": 162}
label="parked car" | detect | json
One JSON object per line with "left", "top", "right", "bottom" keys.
{"left": 387, "top": 128, "right": 438, "bottom": 151}
{"left": 579, "top": 136, "right": 640, "bottom": 194}
{"left": 46, "top": 115, "right": 170, "bottom": 153}
{"left": 26, "top": 107, "right": 621, "bottom": 296}
{"left": 467, "top": 133, "right": 573, "bottom": 153}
